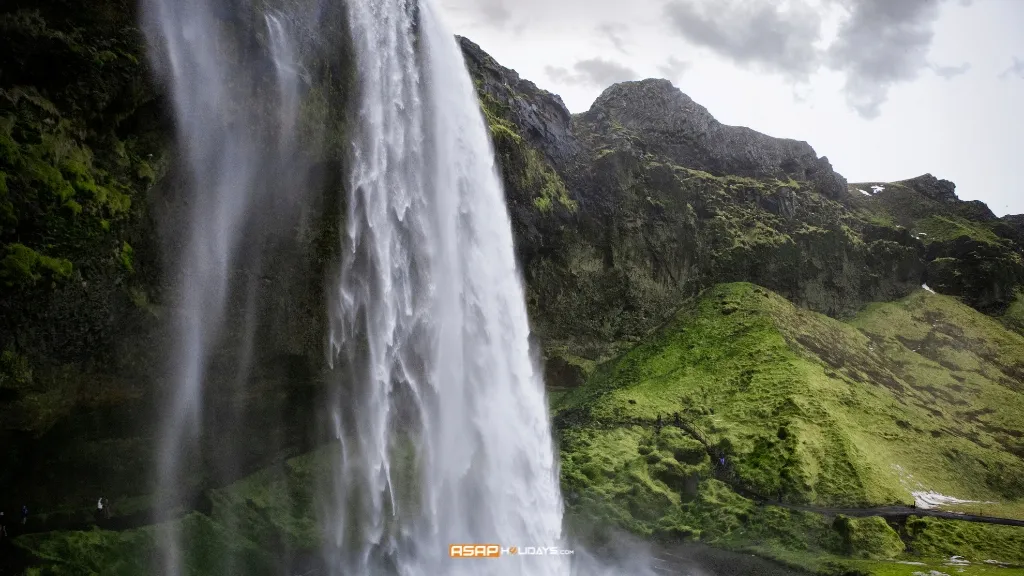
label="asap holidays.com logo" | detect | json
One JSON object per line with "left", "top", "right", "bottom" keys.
{"left": 448, "top": 544, "right": 575, "bottom": 558}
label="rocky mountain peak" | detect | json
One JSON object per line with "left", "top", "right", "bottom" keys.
{"left": 579, "top": 79, "right": 848, "bottom": 200}
{"left": 902, "top": 173, "right": 959, "bottom": 204}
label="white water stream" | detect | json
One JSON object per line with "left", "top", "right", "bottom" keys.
{"left": 325, "top": 1, "right": 566, "bottom": 574}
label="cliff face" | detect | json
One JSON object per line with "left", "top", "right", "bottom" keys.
{"left": 463, "top": 44, "right": 1023, "bottom": 371}
{"left": 0, "top": 0, "right": 349, "bottom": 517}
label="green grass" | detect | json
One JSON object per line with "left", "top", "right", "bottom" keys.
{"left": 1002, "top": 291, "right": 1024, "bottom": 336}
{"left": 554, "top": 282, "right": 1024, "bottom": 569}
{"left": 913, "top": 214, "right": 1003, "bottom": 245}
{"left": 716, "top": 515, "right": 1024, "bottom": 575}
{"left": 556, "top": 283, "right": 1024, "bottom": 511}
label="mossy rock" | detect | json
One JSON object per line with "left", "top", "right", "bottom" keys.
{"left": 904, "top": 516, "right": 1024, "bottom": 564}
{"left": 833, "top": 515, "right": 905, "bottom": 559}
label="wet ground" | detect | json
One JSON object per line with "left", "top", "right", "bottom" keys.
{"left": 567, "top": 533, "right": 808, "bottom": 576}
{"left": 648, "top": 544, "right": 807, "bottom": 576}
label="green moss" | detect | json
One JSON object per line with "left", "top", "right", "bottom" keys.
{"left": 914, "top": 214, "right": 1002, "bottom": 245}
{"left": 478, "top": 92, "right": 576, "bottom": 214}
{"left": 14, "top": 449, "right": 334, "bottom": 574}
{"left": 119, "top": 241, "right": 134, "bottom": 274}
{"left": 904, "top": 516, "right": 1024, "bottom": 564}
{"left": 0, "top": 347, "right": 33, "bottom": 388}
{"left": 556, "top": 282, "right": 1024, "bottom": 537}
{"left": 834, "top": 516, "right": 905, "bottom": 559}
{"left": 1002, "top": 291, "right": 1024, "bottom": 336}
{"left": 207, "top": 449, "right": 331, "bottom": 552}
{"left": 16, "top": 513, "right": 276, "bottom": 576}
{"left": 1, "top": 243, "right": 73, "bottom": 287}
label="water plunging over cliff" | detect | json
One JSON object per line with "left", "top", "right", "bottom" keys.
{"left": 325, "top": 1, "right": 566, "bottom": 574}
{"left": 145, "top": 0, "right": 569, "bottom": 572}
{"left": 142, "top": 1, "right": 310, "bottom": 573}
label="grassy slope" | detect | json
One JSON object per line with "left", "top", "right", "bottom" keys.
{"left": 557, "top": 283, "right": 1024, "bottom": 510}
{"left": 555, "top": 282, "right": 1024, "bottom": 572}
{"left": 1003, "top": 291, "right": 1024, "bottom": 336}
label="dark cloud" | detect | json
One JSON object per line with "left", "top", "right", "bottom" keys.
{"left": 662, "top": 0, "right": 960, "bottom": 119}
{"left": 999, "top": 57, "right": 1024, "bottom": 80}
{"left": 597, "top": 23, "right": 629, "bottom": 54}
{"left": 826, "top": 0, "right": 945, "bottom": 119}
{"left": 930, "top": 62, "right": 971, "bottom": 79}
{"left": 657, "top": 56, "right": 691, "bottom": 82}
{"left": 663, "top": 0, "right": 823, "bottom": 80}
{"left": 545, "top": 58, "right": 639, "bottom": 87}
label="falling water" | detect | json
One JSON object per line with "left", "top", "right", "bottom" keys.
{"left": 326, "top": 0, "right": 566, "bottom": 574}
{"left": 143, "top": 0, "right": 638, "bottom": 573}
{"left": 141, "top": 1, "right": 310, "bottom": 573}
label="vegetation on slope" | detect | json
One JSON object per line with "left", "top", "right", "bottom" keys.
{"left": 478, "top": 90, "right": 576, "bottom": 214}
{"left": 554, "top": 282, "right": 1024, "bottom": 571}
{"left": 1002, "top": 291, "right": 1024, "bottom": 336}
{"left": 848, "top": 176, "right": 1023, "bottom": 313}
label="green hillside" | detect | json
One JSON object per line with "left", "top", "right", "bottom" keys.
{"left": 554, "top": 282, "right": 1024, "bottom": 571}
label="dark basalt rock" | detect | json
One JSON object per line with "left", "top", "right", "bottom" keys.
{"left": 458, "top": 36, "right": 581, "bottom": 172}
{"left": 995, "top": 215, "right": 1024, "bottom": 245}
{"left": 925, "top": 237, "right": 1024, "bottom": 312}
{"left": 579, "top": 79, "right": 848, "bottom": 199}
{"left": 902, "top": 173, "right": 959, "bottom": 204}
{"left": 543, "top": 356, "right": 586, "bottom": 389}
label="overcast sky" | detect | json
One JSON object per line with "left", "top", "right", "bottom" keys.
{"left": 439, "top": 0, "right": 1024, "bottom": 217}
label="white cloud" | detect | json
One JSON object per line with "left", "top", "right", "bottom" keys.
{"left": 546, "top": 58, "right": 639, "bottom": 87}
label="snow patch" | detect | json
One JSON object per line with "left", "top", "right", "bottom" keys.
{"left": 892, "top": 464, "right": 996, "bottom": 510}
{"left": 872, "top": 185, "right": 886, "bottom": 193}
{"left": 922, "top": 284, "right": 936, "bottom": 294}
{"left": 913, "top": 491, "right": 988, "bottom": 510}
{"left": 912, "top": 571, "right": 950, "bottom": 576}
{"left": 859, "top": 188, "right": 872, "bottom": 196}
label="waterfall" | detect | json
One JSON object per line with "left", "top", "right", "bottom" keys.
{"left": 141, "top": 1, "right": 310, "bottom": 573}
{"left": 144, "top": 0, "right": 596, "bottom": 573}
{"left": 326, "top": 0, "right": 566, "bottom": 574}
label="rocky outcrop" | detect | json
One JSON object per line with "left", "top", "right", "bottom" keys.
{"left": 458, "top": 36, "right": 581, "bottom": 172}
{"left": 925, "top": 237, "right": 1023, "bottom": 312}
{"left": 579, "top": 79, "right": 848, "bottom": 199}
{"left": 848, "top": 174, "right": 1024, "bottom": 312}
{"left": 996, "top": 215, "right": 1024, "bottom": 245}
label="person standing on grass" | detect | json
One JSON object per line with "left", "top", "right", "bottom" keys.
{"left": 21, "top": 505, "right": 27, "bottom": 525}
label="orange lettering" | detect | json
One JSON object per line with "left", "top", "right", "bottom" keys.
{"left": 449, "top": 544, "right": 501, "bottom": 558}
